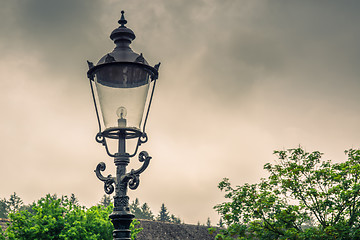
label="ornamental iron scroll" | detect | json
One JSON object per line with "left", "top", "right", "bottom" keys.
{"left": 94, "top": 162, "right": 115, "bottom": 194}
{"left": 121, "top": 151, "right": 151, "bottom": 190}
{"left": 95, "top": 151, "right": 151, "bottom": 195}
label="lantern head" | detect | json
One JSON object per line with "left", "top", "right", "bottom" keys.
{"left": 87, "top": 11, "right": 159, "bottom": 140}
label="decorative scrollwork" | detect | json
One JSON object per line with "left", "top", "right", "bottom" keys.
{"left": 94, "top": 162, "right": 116, "bottom": 194}
{"left": 95, "top": 132, "right": 105, "bottom": 144}
{"left": 127, "top": 170, "right": 140, "bottom": 190}
{"left": 95, "top": 133, "right": 117, "bottom": 158}
{"left": 139, "top": 133, "right": 148, "bottom": 145}
{"left": 138, "top": 151, "right": 150, "bottom": 163}
{"left": 104, "top": 180, "right": 115, "bottom": 194}
{"left": 121, "top": 151, "right": 151, "bottom": 190}
{"left": 152, "top": 62, "right": 161, "bottom": 80}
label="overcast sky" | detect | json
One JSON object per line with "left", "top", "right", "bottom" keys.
{"left": 1, "top": 0, "right": 360, "bottom": 225}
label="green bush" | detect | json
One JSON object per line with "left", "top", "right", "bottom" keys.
{"left": 3, "top": 194, "right": 141, "bottom": 240}
{"left": 214, "top": 147, "right": 360, "bottom": 239}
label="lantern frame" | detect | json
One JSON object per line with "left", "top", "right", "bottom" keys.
{"left": 87, "top": 61, "right": 159, "bottom": 157}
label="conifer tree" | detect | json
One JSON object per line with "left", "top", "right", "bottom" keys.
{"left": 99, "top": 194, "right": 112, "bottom": 207}
{"left": 0, "top": 198, "right": 8, "bottom": 218}
{"left": 7, "top": 193, "right": 23, "bottom": 214}
{"left": 157, "top": 203, "right": 170, "bottom": 222}
{"left": 206, "top": 217, "right": 211, "bottom": 227}
{"left": 140, "top": 202, "right": 154, "bottom": 220}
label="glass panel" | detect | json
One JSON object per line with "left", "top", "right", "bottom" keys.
{"left": 94, "top": 65, "right": 150, "bottom": 130}
{"left": 96, "top": 65, "right": 149, "bottom": 88}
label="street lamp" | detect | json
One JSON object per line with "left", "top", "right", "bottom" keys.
{"left": 87, "top": 11, "right": 160, "bottom": 240}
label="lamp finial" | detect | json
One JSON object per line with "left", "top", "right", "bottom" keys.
{"left": 118, "top": 10, "right": 127, "bottom": 27}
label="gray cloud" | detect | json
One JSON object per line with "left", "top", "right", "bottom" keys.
{"left": 0, "top": 0, "right": 103, "bottom": 75}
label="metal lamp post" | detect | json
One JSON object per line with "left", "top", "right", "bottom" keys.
{"left": 86, "top": 11, "right": 160, "bottom": 240}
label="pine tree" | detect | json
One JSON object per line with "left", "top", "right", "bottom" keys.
{"left": 99, "top": 194, "right": 112, "bottom": 207}
{"left": 7, "top": 192, "right": 23, "bottom": 213}
{"left": 157, "top": 203, "right": 170, "bottom": 222}
{"left": 0, "top": 198, "right": 8, "bottom": 218}
{"left": 218, "top": 218, "right": 224, "bottom": 228}
{"left": 206, "top": 217, "right": 211, "bottom": 227}
{"left": 69, "top": 193, "right": 79, "bottom": 206}
{"left": 170, "top": 214, "right": 181, "bottom": 224}
{"left": 130, "top": 198, "right": 142, "bottom": 218}
{"left": 139, "top": 203, "right": 154, "bottom": 220}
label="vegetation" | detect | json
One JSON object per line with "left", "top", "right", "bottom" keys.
{"left": 0, "top": 194, "right": 141, "bottom": 240}
{"left": 99, "top": 194, "right": 112, "bottom": 208}
{"left": 0, "top": 193, "right": 185, "bottom": 239}
{"left": 0, "top": 192, "right": 34, "bottom": 219}
{"left": 130, "top": 198, "right": 154, "bottom": 220}
{"left": 157, "top": 203, "right": 170, "bottom": 222}
{"left": 156, "top": 203, "right": 181, "bottom": 223}
{"left": 129, "top": 199, "right": 182, "bottom": 224}
{"left": 206, "top": 217, "right": 211, "bottom": 227}
{"left": 212, "top": 147, "right": 360, "bottom": 240}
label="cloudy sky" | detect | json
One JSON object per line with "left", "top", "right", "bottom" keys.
{"left": 1, "top": 0, "right": 360, "bottom": 225}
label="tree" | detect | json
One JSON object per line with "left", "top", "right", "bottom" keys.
{"left": 69, "top": 193, "right": 79, "bottom": 206}
{"left": 206, "top": 217, "right": 211, "bottom": 227}
{"left": 0, "top": 227, "right": 5, "bottom": 240}
{"left": 7, "top": 193, "right": 23, "bottom": 214}
{"left": 3, "top": 194, "right": 141, "bottom": 240}
{"left": 214, "top": 147, "right": 360, "bottom": 240}
{"left": 156, "top": 203, "right": 182, "bottom": 223}
{"left": 0, "top": 198, "right": 8, "bottom": 218}
{"left": 157, "top": 203, "right": 170, "bottom": 222}
{"left": 129, "top": 199, "right": 154, "bottom": 220}
{"left": 0, "top": 193, "right": 33, "bottom": 218}
{"left": 140, "top": 202, "right": 154, "bottom": 220}
{"left": 218, "top": 218, "right": 224, "bottom": 228}
{"left": 130, "top": 198, "right": 142, "bottom": 218}
{"left": 99, "top": 194, "right": 112, "bottom": 207}
{"left": 171, "top": 214, "right": 181, "bottom": 224}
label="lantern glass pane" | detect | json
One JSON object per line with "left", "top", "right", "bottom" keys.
{"left": 94, "top": 64, "right": 151, "bottom": 130}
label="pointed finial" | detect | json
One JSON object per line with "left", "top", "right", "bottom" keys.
{"left": 110, "top": 10, "right": 135, "bottom": 44}
{"left": 118, "top": 10, "right": 127, "bottom": 27}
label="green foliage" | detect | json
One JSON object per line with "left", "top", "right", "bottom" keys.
{"left": 155, "top": 203, "right": 182, "bottom": 224}
{"left": 171, "top": 214, "right": 181, "bottom": 224}
{"left": 206, "top": 217, "right": 211, "bottom": 227}
{"left": 130, "top": 198, "right": 154, "bottom": 220}
{"left": 214, "top": 147, "right": 360, "bottom": 239}
{"left": 69, "top": 193, "right": 79, "bottom": 206}
{"left": 99, "top": 194, "right": 112, "bottom": 208}
{"left": 218, "top": 218, "right": 224, "bottom": 228}
{"left": 130, "top": 219, "right": 142, "bottom": 240}
{"left": 3, "top": 194, "right": 141, "bottom": 240}
{"left": 0, "top": 227, "right": 5, "bottom": 240}
{"left": 0, "top": 198, "right": 8, "bottom": 219}
{"left": 7, "top": 193, "right": 23, "bottom": 214}
{"left": 157, "top": 203, "right": 170, "bottom": 222}
{"left": 140, "top": 203, "right": 154, "bottom": 220}
{"left": 0, "top": 193, "right": 36, "bottom": 219}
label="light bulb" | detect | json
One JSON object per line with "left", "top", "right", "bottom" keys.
{"left": 116, "top": 106, "right": 127, "bottom": 119}
{"left": 117, "top": 106, "right": 127, "bottom": 128}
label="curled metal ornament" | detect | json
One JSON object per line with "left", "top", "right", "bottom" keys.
{"left": 135, "top": 151, "right": 151, "bottom": 175}
{"left": 139, "top": 133, "right": 148, "bottom": 145}
{"left": 94, "top": 162, "right": 115, "bottom": 194}
{"left": 121, "top": 151, "right": 151, "bottom": 190}
{"left": 128, "top": 170, "right": 140, "bottom": 190}
{"left": 95, "top": 133, "right": 105, "bottom": 145}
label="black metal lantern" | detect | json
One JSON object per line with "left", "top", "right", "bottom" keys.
{"left": 86, "top": 11, "right": 160, "bottom": 240}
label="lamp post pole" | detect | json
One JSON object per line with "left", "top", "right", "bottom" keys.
{"left": 110, "top": 132, "right": 133, "bottom": 239}
{"left": 87, "top": 11, "right": 160, "bottom": 240}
